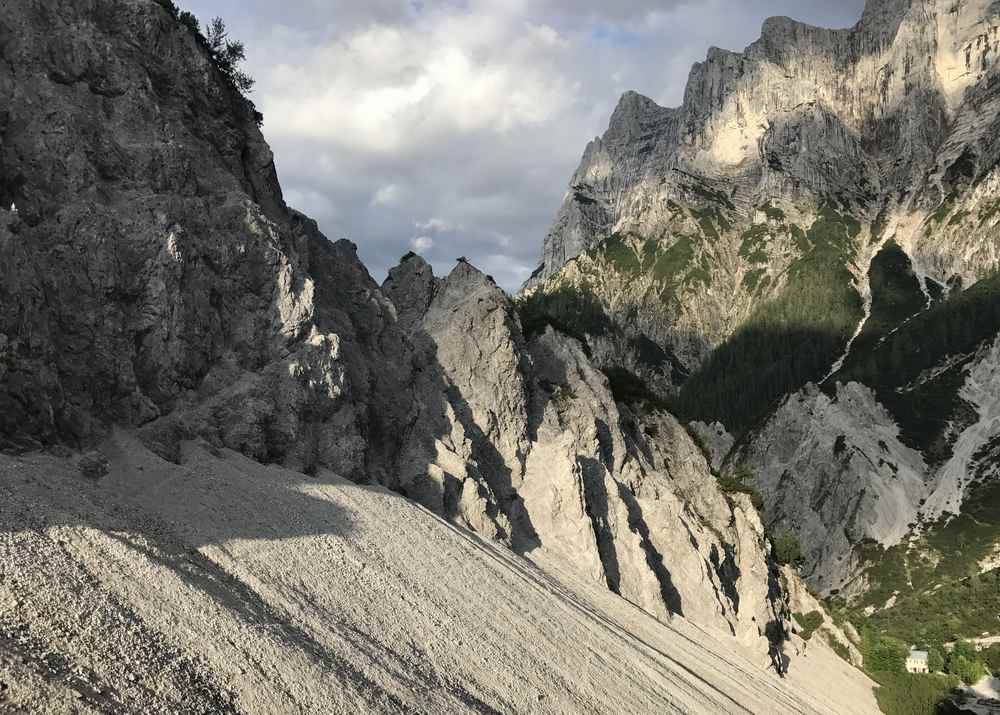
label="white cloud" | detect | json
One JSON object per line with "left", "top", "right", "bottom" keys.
{"left": 415, "top": 218, "right": 456, "bottom": 233}
{"left": 261, "top": 14, "right": 576, "bottom": 155}
{"left": 370, "top": 184, "right": 403, "bottom": 207}
{"left": 185, "top": 0, "right": 866, "bottom": 291}
{"left": 410, "top": 236, "right": 434, "bottom": 252}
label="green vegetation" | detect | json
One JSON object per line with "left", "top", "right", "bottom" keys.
{"left": 716, "top": 464, "right": 764, "bottom": 510}
{"left": 869, "top": 672, "right": 959, "bottom": 715}
{"left": 983, "top": 643, "right": 1000, "bottom": 673}
{"left": 928, "top": 648, "right": 946, "bottom": 674}
{"left": 672, "top": 205, "right": 863, "bottom": 434}
{"left": 762, "top": 202, "right": 786, "bottom": 221}
{"left": 862, "top": 630, "right": 909, "bottom": 672}
{"left": 836, "top": 538, "right": 1000, "bottom": 646}
{"left": 947, "top": 641, "right": 989, "bottom": 684}
{"left": 837, "top": 270, "right": 1000, "bottom": 456}
{"left": 691, "top": 207, "right": 729, "bottom": 242}
{"left": 517, "top": 283, "right": 611, "bottom": 351}
{"left": 772, "top": 530, "right": 805, "bottom": 566}
{"left": 793, "top": 610, "right": 824, "bottom": 640}
{"left": 583, "top": 231, "right": 703, "bottom": 306}
{"left": 827, "top": 633, "right": 851, "bottom": 662}
{"left": 828, "top": 565, "right": 1000, "bottom": 714}
{"left": 517, "top": 279, "right": 687, "bottom": 390}
{"left": 600, "top": 233, "right": 642, "bottom": 275}
{"left": 739, "top": 223, "right": 772, "bottom": 264}
{"left": 155, "top": 2, "right": 260, "bottom": 122}
{"left": 648, "top": 236, "right": 696, "bottom": 288}
{"left": 812, "top": 625, "right": 980, "bottom": 714}
{"left": 203, "top": 17, "right": 255, "bottom": 94}
{"left": 742, "top": 268, "right": 766, "bottom": 293}
{"left": 686, "top": 182, "right": 736, "bottom": 210}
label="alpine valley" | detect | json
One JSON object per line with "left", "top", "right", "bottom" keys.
{"left": 1, "top": 1, "right": 998, "bottom": 714}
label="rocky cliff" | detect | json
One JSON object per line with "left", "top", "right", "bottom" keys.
{"left": 526, "top": 0, "right": 1000, "bottom": 611}
{"left": 525, "top": 0, "right": 1000, "bottom": 393}
{"left": 384, "top": 255, "right": 796, "bottom": 660}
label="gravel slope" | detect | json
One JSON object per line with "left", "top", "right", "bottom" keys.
{"left": 0, "top": 432, "right": 878, "bottom": 714}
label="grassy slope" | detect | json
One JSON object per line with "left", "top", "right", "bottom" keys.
{"left": 672, "top": 205, "right": 864, "bottom": 435}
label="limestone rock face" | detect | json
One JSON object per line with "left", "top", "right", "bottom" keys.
{"left": 690, "top": 421, "right": 735, "bottom": 471}
{"left": 526, "top": 0, "right": 1000, "bottom": 380}
{"left": 525, "top": 0, "right": 1000, "bottom": 599}
{"left": 0, "top": 0, "right": 417, "bottom": 489}
{"left": 384, "top": 256, "right": 797, "bottom": 662}
{"left": 741, "top": 335, "right": 1000, "bottom": 595}
{"left": 739, "top": 382, "right": 929, "bottom": 593}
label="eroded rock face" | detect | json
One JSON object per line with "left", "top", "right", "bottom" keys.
{"left": 739, "top": 382, "right": 928, "bottom": 593}
{"left": 741, "top": 337, "right": 1000, "bottom": 595}
{"left": 523, "top": 0, "right": 1000, "bottom": 599}
{"left": 0, "top": 0, "right": 295, "bottom": 448}
{"left": 0, "top": 1, "right": 420, "bottom": 490}
{"left": 384, "top": 256, "right": 794, "bottom": 662}
{"left": 524, "top": 0, "right": 1000, "bottom": 379}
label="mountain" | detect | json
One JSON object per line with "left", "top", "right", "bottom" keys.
{"left": 0, "top": 1, "right": 878, "bottom": 713}
{"left": 527, "top": 0, "right": 1000, "bottom": 669}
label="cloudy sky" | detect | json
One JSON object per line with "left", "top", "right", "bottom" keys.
{"left": 184, "top": 0, "right": 866, "bottom": 291}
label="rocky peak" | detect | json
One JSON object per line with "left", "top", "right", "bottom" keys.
{"left": 382, "top": 252, "right": 439, "bottom": 333}
{"left": 605, "top": 90, "right": 678, "bottom": 148}
{"left": 530, "top": 0, "right": 1000, "bottom": 287}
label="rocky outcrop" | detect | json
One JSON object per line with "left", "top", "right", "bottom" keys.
{"left": 0, "top": 0, "right": 420, "bottom": 492}
{"left": 690, "top": 421, "right": 735, "bottom": 471}
{"left": 741, "top": 335, "right": 1000, "bottom": 595}
{"left": 781, "top": 565, "right": 864, "bottom": 668}
{"left": 383, "top": 255, "right": 800, "bottom": 662}
{"left": 738, "top": 382, "right": 928, "bottom": 593}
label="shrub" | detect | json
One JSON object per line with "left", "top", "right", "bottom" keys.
{"left": 863, "top": 631, "right": 908, "bottom": 673}
{"left": 155, "top": 2, "right": 259, "bottom": 122}
{"left": 793, "top": 610, "right": 824, "bottom": 640}
{"left": 773, "top": 530, "right": 804, "bottom": 566}
{"left": 178, "top": 10, "right": 199, "bottom": 34}
{"left": 827, "top": 634, "right": 851, "bottom": 662}
{"left": 516, "top": 283, "right": 611, "bottom": 350}
{"left": 947, "top": 654, "right": 987, "bottom": 685}
{"left": 717, "top": 464, "right": 764, "bottom": 510}
{"left": 671, "top": 206, "right": 864, "bottom": 435}
{"left": 983, "top": 644, "right": 1000, "bottom": 675}
{"left": 870, "top": 672, "right": 960, "bottom": 715}
{"left": 928, "top": 648, "right": 945, "bottom": 673}
{"left": 204, "top": 17, "right": 255, "bottom": 94}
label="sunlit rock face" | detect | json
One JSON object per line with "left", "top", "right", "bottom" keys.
{"left": 383, "top": 256, "right": 793, "bottom": 662}
{"left": 525, "top": 0, "right": 1000, "bottom": 378}
{"left": 525, "top": 0, "right": 1000, "bottom": 595}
